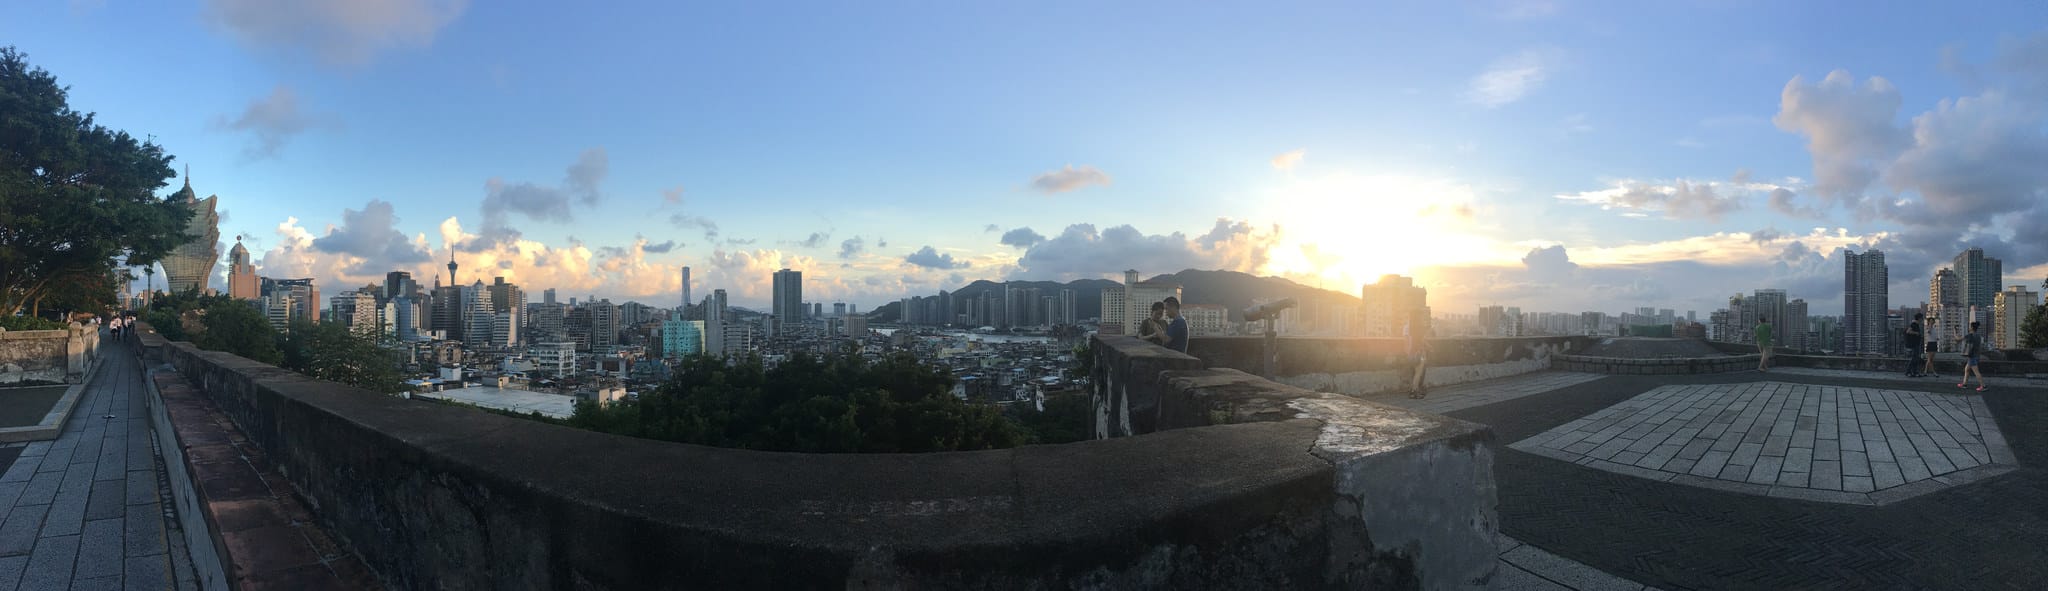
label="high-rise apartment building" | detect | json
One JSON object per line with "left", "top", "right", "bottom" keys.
{"left": 1930, "top": 268, "right": 1965, "bottom": 352}
{"left": 1843, "top": 249, "right": 1889, "bottom": 355}
{"left": 1099, "top": 270, "right": 1181, "bottom": 335}
{"left": 706, "top": 290, "right": 729, "bottom": 356}
{"left": 1361, "top": 275, "right": 1429, "bottom": 338}
{"left": 662, "top": 319, "right": 704, "bottom": 358}
{"left": 772, "top": 269, "right": 803, "bottom": 337}
{"left": 1785, "top": 299, "right": 1809, "bottom": 351}
{"left": 543, "top": 288, "right": 557, "bottom": 305}
{"left": 1953, "top": 248, "right": 2003, "bottom": 310}
{"left": 486, "top": 277, "right": 525, "bottom": 347}
{"left": 259, "top": 277, "right": 320, "bottom": 327}
{"left": 227, "top": 239, "right": 258, "bottom": 300}
{"left": 589, "top": 299, "right": 618, "bottom": 354}
{"left": 1994, "top": 285, "right": 2039, "bottom": 349}
{"left": 462, "top": 281, "right": 497, "bottom": 347}
{"left": 161, "top": 173, "right": 220, "bottom": 294}
{"left": 680, "top": 266, "right": 691, "bottom": 310}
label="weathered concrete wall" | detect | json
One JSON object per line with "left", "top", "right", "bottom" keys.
{"left": 157, "top": 332, "right": 1495, "bottom": 590}
{"left": 1187, "top": 336, "right": 1597, "bottom": 396}
{"left": 0, "top": 325, "right": 97, "bottom": 384}
{"left": 1704, "top": 341, "right": 2048, "bottom": 375}
{"left": 1091, "top": 336, "right": 1204, "bottom": 438}
{"left": 1163, "top": 368, "right": 1499, "bottom": 589}
{"left": 1552, "top": 354, "right": 1756, "bottom": 375}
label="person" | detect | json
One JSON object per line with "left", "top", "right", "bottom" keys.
{"left": 1923, "top": 324, "right": 1941, "bottom": 378}
{"left": 1405, "top": 312, "right": 1430, "bottom": 399}
{"left": 1958, "top": 321, "right": 1986, "bottom": 391}
{"left": 1904, "top": 314, "right": 1925, "bottom": 377}
{"left": 1162, "top": 297, "right": 1189, "bottom": 353}
{"left": 1137, "top": 301, "right": 1169, "bottom": 346}
{"left": 1754, "top": 317, "right": 1773, "bottom": 372}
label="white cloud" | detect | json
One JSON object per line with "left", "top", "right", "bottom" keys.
{"left": 213, "top": 85, "right": 330, "bottom": 159}
{"left": 1029, "top": 165, "right": 1112, "bottom": 193}
{"left": 1464, "top": 47, "right": 1564, "bottom": 108}
{"left": 1555, "top": 178, "right": 1780, "bottom": 221}
{"left": 1270, "top": 149, "right": 1306, "bottom": 171}
{"left": 203, "top": 0, "right": 467, "bottom": 66}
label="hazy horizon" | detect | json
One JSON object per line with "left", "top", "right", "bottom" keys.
{"left": 10, "top": 1, "right": 2047, "bottom": 314}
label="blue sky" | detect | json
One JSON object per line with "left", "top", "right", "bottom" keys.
{"left": 7, "top": 0, "right": 2047, "bottom": 314}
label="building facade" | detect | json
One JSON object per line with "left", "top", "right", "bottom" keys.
{"left": 226, "top": 239, "right": 258, "bottom": 300}
{"left": 1843, "top": 249, "right": 1889, "bottom": 355}
{"left": 772, "top": 269, "right": 803, "bottom": 337}
{"left": 161, "top": 175, "right": 220, "bottom": 295}
{"left": 1994, "top": 285, "right": 2039, "bottom": 349}
{"left": 1361, "top": 275, "right": 1429, "bottom": 338}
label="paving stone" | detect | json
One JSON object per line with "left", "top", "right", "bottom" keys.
{"left": 0, "top": 555, "right": 24, "bottom": 589}
{"left": 1842, "top": 475, "right": 1876, "bottom": 493}
{"left": 126, "top": 553, "right": 171, "bottom": 591}
{"left": 1747, "top": 456, "right": 1786, "bottom": 484}
{"left": 1811, "top": 460, "right": 1843, "bottom": 491}
{"left": 40, "top": 487, "right": 90, "bottom": 539}
{"left": 0, "top": 504, "right": 48, "bottom": 557}
{"left": 123, "top": 500, "right": 165, "bottom": 558}
{"left": 19, "top": 533, "right": 78, "bottom": 591}
{"left": 85, "top": 481, "right": 125, "bottom": 521}
{"left": 15, "top": 472, "right": 61, "bottom": 507}
{"left": 1784, "top": 447, "right": 1814, "bottom": 473}
{"left": 77, "top": 517, "right": 123, "bottom": 580}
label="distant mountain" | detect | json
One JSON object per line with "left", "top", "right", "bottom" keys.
{"left": 1142, "top": 269, "right": 1358, "bottom": 322}
{"left": 868, "top": 270, "right": 1357, "bottom": 324}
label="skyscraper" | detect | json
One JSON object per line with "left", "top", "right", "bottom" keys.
{"left": 772, "top": 268, "right": 803, "bottom": 337}
{"left": 227, "top": 238, "right": 258, "bottom": 300}
{"left": 680, "top": 266, "right": 691, "bottom": 310}
{"left": 1843, "top": 249, "right": 1889, "bottom": 355}
{"left": 160, "top": 172, "right": 220, "bottom": 294}
{"left": 544, "top": 288, "right": 557, "bottom": 305}
{"left": 1930, "top": 268, "right": 1964, "bottom": 352}
{"left": 1952, "top": 248, "right": 2004, "bottom": 310}
{"left": 384, "top": 271, "right": 417, "bottom": 302}
{"left": 590, "top": 299, "right": 618, "bottom": 354}
{"left": 1994, "top": 285, "right": 2039, "bottom": 349}
{"left": 487, "top": 277, "right": 526, "bottom": 348}
{"left": 1360, "top": 275, "right": 1429, "bottom": 337}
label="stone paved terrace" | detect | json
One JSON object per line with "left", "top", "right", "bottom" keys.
{"left": 1368, "top": 368, "right": 2048, "bottom": 590}
{"left": 0, "top": 337, "right": 197, "bottom": 590}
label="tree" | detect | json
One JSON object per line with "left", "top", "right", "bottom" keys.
{"left": 193, "top": 299, "right": 282, "bottom": 364}
{"left": 2022, "top": 303, "right": 2048, "bottom": 349}
{"left": 0, "top": 47, "right": 192, "bottom": 318}
{"left": 569, "top": 351, "right": 1025, "bottom": 453}
{"left": 277, "top": 320, "right": 403, "bottom": 394}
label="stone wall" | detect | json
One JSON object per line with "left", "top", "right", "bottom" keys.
{"left": 1551, "top": 354, "right": 1756, "bottom": 375}
{"left": 0, "top": 325, "right": 98, "bottom": 384}
{"left": 1093, "top": 336, "right": 1501, "bottom": 589}
{"left": 145, "top": 329, "right": 1499, "bottom": 590}
{"left": 1704, "top": 341, "right": 2048, "bottom": 375}
{"left": 1186, "top": 335, "right": 1596, "bottom": 396}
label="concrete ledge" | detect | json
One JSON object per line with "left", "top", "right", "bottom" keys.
{"left": 164, "top": 336, "right": 1449, "bottom": 589}
{"left": 0, "top": 358, "right": 101, "bottom": 442}
{"left": 1551, "top": 353, "right": 1757, "bottom": 375}
{"left": 1188, "top": 336, "right": 1595, "bottom": 397}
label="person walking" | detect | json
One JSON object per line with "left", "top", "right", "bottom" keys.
{"left": 1138, "top": 301, "right": 1169, "bottom": 346}
{"left": 1904, "top": 314, "right": 1925, "bottom": 377}
{"left": 1405, "top": 311, "right": 1430, "bottom": 399}
{"left": 1162, "top": 297, "right": 1189, "bottom": 353}
{"left": 1958, "top": 321, "right": 1987, "bottom": 391}
{"left": 1754, "top": 317, "right": 1773, "bottom": 372}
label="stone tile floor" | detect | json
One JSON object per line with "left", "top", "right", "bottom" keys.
{"left": 1455, "top": 370, "right": 2048, "bottom": 589}
{"left": 0, "top": 340, "right": 197, "bottom": 590}
{"left": 1361, "top": 370, "right": 1606, "bottom": 415}
{"left": 1509, "top": 382, "right": 2015, "bottom": 505}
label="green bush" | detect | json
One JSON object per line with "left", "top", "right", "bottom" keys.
{"left": 0, "top": 316, "right": 68, "bottom": 331}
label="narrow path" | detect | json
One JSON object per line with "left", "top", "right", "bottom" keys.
{"left": 0, "top": 337, "right": 198, "bottom": 590}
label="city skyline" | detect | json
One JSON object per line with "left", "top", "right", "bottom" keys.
{"left": 10, "top": 2, "right": 2048, "bottom": 312}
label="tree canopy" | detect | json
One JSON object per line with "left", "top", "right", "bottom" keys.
{"left": 1, "top": 46, "right": 192, "bottom": 317}
{"left": 569, "top": 351, "right": 1031, "bottom": 453}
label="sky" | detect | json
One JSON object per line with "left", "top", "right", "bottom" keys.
{"left": 7, "top": 0, "right": 2048, "bottom": 315}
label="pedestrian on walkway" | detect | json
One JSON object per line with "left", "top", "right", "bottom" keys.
{"left": 1904, "top": 314, "right": 1925, "bottom": 377}
{"left": 1406, "top": 311, "right": 1430, "bottom": 399}
{"left": 1754, "top": 317, "right": 1773, "bottom": 372}
{"left": 1958, "top": 321, "right": 1987, "bottom": 391}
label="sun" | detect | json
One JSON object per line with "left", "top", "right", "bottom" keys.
{"left": 1256, "top": 173, "right": 1499, "bottom": 292}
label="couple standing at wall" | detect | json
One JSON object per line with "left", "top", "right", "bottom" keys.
{"left": 1138, "top": 297, "right": 1189, "bottom": 353}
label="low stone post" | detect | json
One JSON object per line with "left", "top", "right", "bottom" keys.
{"left": 65, "top": 322, "right": 89, "bottom": 382}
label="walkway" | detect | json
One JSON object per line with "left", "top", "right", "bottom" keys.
{"left": 0, "top": 338, "right": 197, "bottom": 590}
{"left": 1441, "top": 369, "right": 2048, "bottom": 590}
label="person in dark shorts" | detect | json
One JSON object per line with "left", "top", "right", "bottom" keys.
{"left": 1754, "top": 317, "right": 1773, "bottom": 372}
{"left": 1904, "top": 314, "right": 1925, "bottom": 377}
{"left": 1958, "top": 321, "right": 1986, "bottom": 391}
{"left": 1405, "top": 311, "right": 1430, "bottom": 399}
